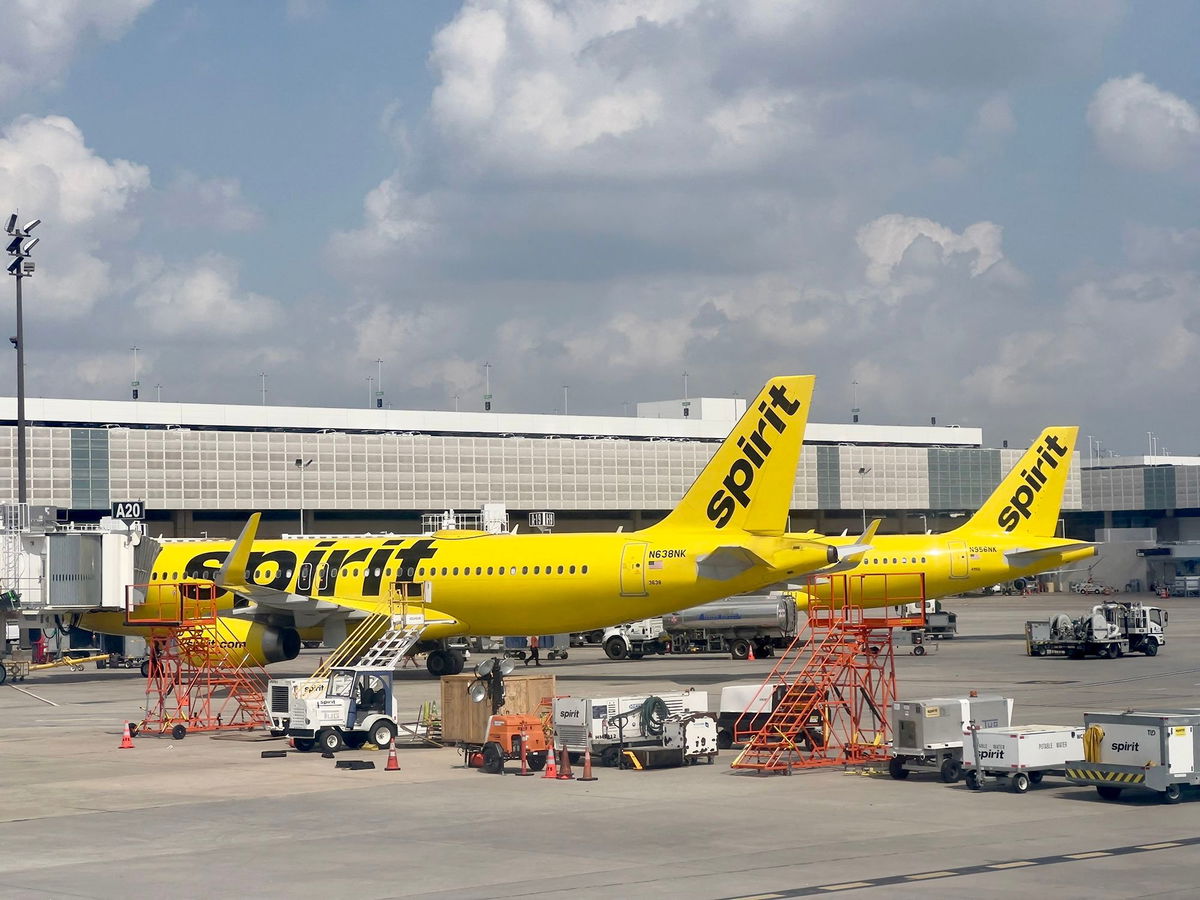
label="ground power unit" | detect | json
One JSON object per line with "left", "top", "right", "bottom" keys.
{"left": 888, "top": 695, "right": 1013, "bottom": 782}
{"left": 1067, "top": 709, "right": 1200, "bottom": 803}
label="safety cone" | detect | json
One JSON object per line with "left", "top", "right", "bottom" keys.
{"left": 541, "top": 743, "right": 558, "bottom": 779}
{"left": 747, "top": 643, "right": 756, "bottom": 661}
{"left": 557, "top": 745, "right": 575, "bottom": 780}
{"left": 118, "top": 721, "right": 135, "bottom": 750}
{"left": 385, "top": 737, "right": 401, "bottom": 772}
{"left": 516, "top": 737, "right": 535, "bottom": 776}
{"left": 576, "top": 745, "right": 598, "bottom": 781}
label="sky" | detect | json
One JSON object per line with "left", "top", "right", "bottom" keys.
{"left": 1, "top": 0, "right": 1198, "bottom": 455}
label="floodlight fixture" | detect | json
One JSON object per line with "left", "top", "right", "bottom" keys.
{"left": 21, "top": 219, "right": 40, "bottom": 235}
{"left": 468, "top": 680, "right": 489, "bottom": 703}
{"left": 4, "top": 214, "right": 16, "bottom": 234}
{"left": 498, "top": 658, "right": 516, "bottom": 676}
{"left": 475, "top": 658, "right": 495, "bottom": 678}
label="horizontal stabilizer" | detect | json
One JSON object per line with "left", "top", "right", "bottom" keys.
{"left": 1005, "top": 542, "right": 1095, "bottom": 566}
{"left": 696, "top": 546, "right": 770, "bottom": 581}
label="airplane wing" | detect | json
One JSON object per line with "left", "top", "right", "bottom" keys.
{"left": 214, "top": 513, "right": 464, "bottom": 635}
{"left": 1005, "top": 542, "right": 1095, "bottom": 566}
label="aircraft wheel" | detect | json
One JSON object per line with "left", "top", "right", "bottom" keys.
{"left": 426, "top": 649, "right": 451, "bottom": 678}
{"left": 446, "top": 650, "right": 465, "bottom": 676}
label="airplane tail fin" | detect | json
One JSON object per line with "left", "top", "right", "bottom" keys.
{"left": 650, "top": 375, "right": 815, "bottom": 536}
{"left": 958, "top": 427, "right": 1079, "bottom": 537}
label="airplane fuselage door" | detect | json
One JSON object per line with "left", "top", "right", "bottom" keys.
{"left": 621, "top": 542, "right": 649, "bottom": 597}
{"left": 948, "top": 540, "right": 969, "bottom": 579}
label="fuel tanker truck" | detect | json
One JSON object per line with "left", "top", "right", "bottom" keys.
{"left": 602, "top": 592, "right": 798, "bottom": 661}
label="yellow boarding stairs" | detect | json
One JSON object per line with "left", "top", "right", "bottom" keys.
{"left": 298, "top": 584, "right": 430, "bottom": 696}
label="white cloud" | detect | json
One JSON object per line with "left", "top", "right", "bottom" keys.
{"left": 1087, "top": 73, "right": 1200, "bottom": 172}
{"left": 131, "top": 254, "right": 282, "bottom": 337}
{"left": 857, "top": 214, "right": 1006, "bottom": 286}
{"left": 0, "top": 0, "right": 155, "bottom": 97}
{"left": 972, "top": 93, "right": 1016, "bottom": 139}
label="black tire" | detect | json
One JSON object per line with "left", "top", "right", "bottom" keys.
{"left": 1030, "top": 771, "right": 1045, "bottom": 785}
{"left": 559, "top": 650, "right": 568, "bottom": 660}
{"left": 1144, "top": 640, "right": 1159, "bottom": 657}
{"left": 426, "top": 649, "right": 451, "bottom": 678}
{"left": 1096, "top": 785, "right": 1122, "bottom": 800}
{"left": 293, "top": 738, "right": 316, "bottom": 753}
{"left": 527, "top": 751, "right": 547, "bottom": 772}
{"left": 888, "top": 757, "right": 909, "bottom": 780}
{"left": 940, "top": 758, "right": 962, "bottom": 783}
{"left": 367, "top": 720, "right": 396, "bottom": 748}
{"left": 965, "top": 771, "right": 980, "bottom": 791}
{"left": 604, "top": 637, "right": 629, "bottom": 661}
{"left": 1010, "top": 772, "right": 1030, "bottom": 794}
{"left": 0, "top": 666, "right": 6, "bottom": 685}
{"left": 1029, "top": 648, "right": 1042, "bottom": 657}
{"left": 1162, "top": 783, "right": 1182, "bottom": 804}
{"left": 481, "top": 741, "right": 504, "bottom": 774}
{"left": 717, "top": 730, "right": 733, "bottom": 750}
{"left": 128, "top": 722, "right": 139, "bottom": 737}
{"left": 317, "top": 728, "right": 345, "bottom": 753}
{"left": 171, "top": 724, "right": 187, "bottom": 741}
{"left": 140, "top": 659, "right": 150, "bottom": 678}
{"left": 344, "top": 733, "right": 368, "bottom": 750}
{"left": 730, "top": 639, "right": 751, "bottom": 661}
{"left": 913, "top": 645, "right": 927, "bottom": 657}
{"left": 600, "top": 745, "right": 622, "bottom": 768}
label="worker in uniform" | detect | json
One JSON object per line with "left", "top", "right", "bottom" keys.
{"left": 525, "top": 634, "right": 541, "bottom": 667}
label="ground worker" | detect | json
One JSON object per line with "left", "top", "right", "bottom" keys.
{"left": 525, "top": 634, "right": 542, "bottom": 667}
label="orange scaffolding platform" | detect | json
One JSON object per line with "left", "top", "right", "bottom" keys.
{"left": 125, "top": 583, "right": 269, "bottom": 739}
{"left": 730, "top": 573, "right": 926, "bottom": 774}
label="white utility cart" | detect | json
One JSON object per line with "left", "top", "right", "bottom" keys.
{"left": 963, "top": 724, "right": 1085, "bottom": 793}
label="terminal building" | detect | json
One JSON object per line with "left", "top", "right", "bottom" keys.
{"left": 0, "top": 393, "right": 1197, "bottom": 594}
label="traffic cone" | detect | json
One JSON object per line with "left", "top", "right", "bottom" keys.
{"left": 384, "top": 737, "right": 401, "bottom": 771}
{"left": 557, "top": 746, "right": 574, "bottom": 780}
{"left": 577, "top": 745, "right": 598, "bottom": 781}
{"left": 747, "top": 643, "right": 756, "bottom": 661}
{"left": 541, "top": 743, "right": 558, "bottom": 779}
{"left": 118, "top": 721, "right": 135, "bottom": 750}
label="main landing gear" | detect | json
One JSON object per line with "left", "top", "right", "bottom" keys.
{"left": 425, "top": 647, "right": 465, "bottom": 678}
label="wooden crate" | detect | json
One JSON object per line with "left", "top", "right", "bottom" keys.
{"left": 440, "top": 672, "right": 556, "bottom": 744}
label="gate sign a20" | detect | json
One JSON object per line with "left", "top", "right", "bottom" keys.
{"left": 111, "top": 500, "right": 146, "bottom": 521}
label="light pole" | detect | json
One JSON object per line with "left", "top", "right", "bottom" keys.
{"left": 375, "top": 358, "right": 384, "bottom": 409}
{"left": 482, "top": 361, "right": 492, "bottom": 411}
{"left": 919, "top": 514, "right": 928, "bottom": 534}
{"left": 130, "top": 346, "right": 141, "bottom": 400}
{"left": 5, "top": 214, "right": 40, "bottom": 506}
{"left": 295, "top": 458, "right": 313, "bottom": 535}
{"left": 856, "top": 466, "right": 871, "bottom": 531}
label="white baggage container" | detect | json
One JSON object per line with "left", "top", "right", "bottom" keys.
{"left": 963, "top": 725, "right": 1084, "bottom": 793}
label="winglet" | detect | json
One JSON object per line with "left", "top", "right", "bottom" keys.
{"left": 215, "top": 512, "right": 260, "bottom": 593}
{"left": 836, "top": 517, "right": 881, "bottom": 563}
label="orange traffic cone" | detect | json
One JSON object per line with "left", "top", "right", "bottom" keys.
{"left": 385, "top": 737, "right": 401, "bottom": 772}
{"left": 557, "top": 745, "right": 574, "bottom": 780}
{"left": 541, "top": 743, "right": 558, "bottom": 779}
{"left": 119, "top": 721, "right": 135, "bottom": 750}
{"left": 747, "top": 643, "right": 756, "bottom": 661}
{"left": 577, "top": 745, "right": 598, "bottom": 781}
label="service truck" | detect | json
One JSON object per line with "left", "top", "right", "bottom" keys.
{"left": 604, "top": 593, "right": 798, "bottom": 661}
{"left": 1067, "top": 709, "right": 1200, "bottom": 803}
{"left": 1025, "top": 601, "right": 1167, "bottom": 659}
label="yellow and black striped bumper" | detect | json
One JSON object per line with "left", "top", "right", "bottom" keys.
{"left": 1066, "top": 766, "right": 1145, "bottom": 785}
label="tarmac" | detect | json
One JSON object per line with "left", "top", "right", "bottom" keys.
{"left": 3, "top": 592, "right": 1200, "bottom": 899}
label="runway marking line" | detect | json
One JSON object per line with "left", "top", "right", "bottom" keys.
{"left": 720, "top": 834, "right": 1200, "bottom": 899}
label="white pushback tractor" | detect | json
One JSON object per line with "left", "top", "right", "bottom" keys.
{"left": 286, "top": 667, "right": 402, "bottom": 753}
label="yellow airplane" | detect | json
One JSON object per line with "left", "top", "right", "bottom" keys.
{"left": 793, "top": 427, "right": 1094, "bottom": 610}
{"left": 80, "top": 375, "right": 854, "bottom": 676}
